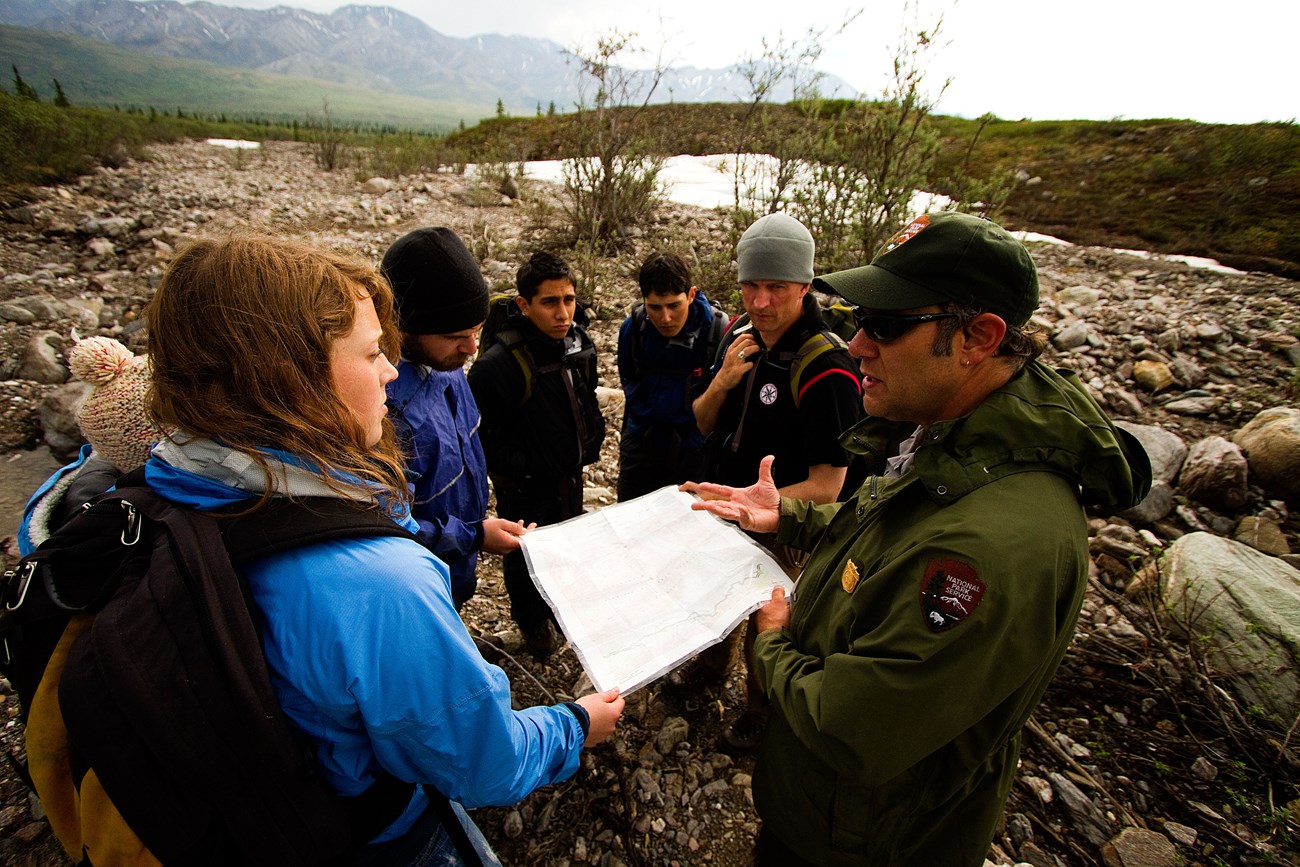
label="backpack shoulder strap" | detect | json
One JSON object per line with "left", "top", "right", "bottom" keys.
{"left": 493, "top": 327, "right": 538, "bottom": 406}
{"left": 789, "top": 330, "right": 853, "bottom": 408}
{"left": 628, "top": 303, "right": 648, "bottom": 379}
{"left": 713, "top": 311, "right": 750, "bottom": 367}
{"left": 217, "top": 496, "right": 417, "bottom": 567}
{"left": 704, "top": 302, "right": 730, "bottom": 361}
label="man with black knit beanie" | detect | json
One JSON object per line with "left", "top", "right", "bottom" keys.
{"left": 382, "top": 227, "right": 532, "bottom": 609}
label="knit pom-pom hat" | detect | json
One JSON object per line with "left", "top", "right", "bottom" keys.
{"left": 68, "top": 336, "right": 165, "bottom": 472}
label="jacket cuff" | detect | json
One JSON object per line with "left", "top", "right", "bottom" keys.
{"left": 773, "top": 497, "right": 798, "bottom": 545}
{"left": 563, "top": 701, "right": 590, "bottom": 740}
{"left": 470, "top": 520, "right": 485, "bottom": 551}
{"left": 751, "top": 627, "right": 791, "bottom": 695}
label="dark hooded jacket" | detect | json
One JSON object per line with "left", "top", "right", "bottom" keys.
{"left": 752, "top": 361, "right": 1151, "bottom": 867}
{"left": 467, "top": 307, "right": 604, "bottom": 490}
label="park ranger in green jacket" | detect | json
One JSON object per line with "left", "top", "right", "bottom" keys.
{"left": 690, "top": 212, "right": 1151, "bottom": 867}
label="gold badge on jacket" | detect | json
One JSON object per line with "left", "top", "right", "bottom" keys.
{"left": 841, "top": 559, "right": 860, "bottom": 593}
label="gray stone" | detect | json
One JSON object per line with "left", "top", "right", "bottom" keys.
{"left": 63, "top": 297, "right": 104, "bottom": 332}
{"left": 1057, "top": 285, "right": 1103, "bottom": 307}
{"left": 16, "top": 331, "right": 68, "bottom": 384}
{"left": 1106, "top": 387, "right": 1144, "bottom": 418}
{"left": 1119, "top": 479, "right": 1175, "bottom": 525}
{"left": 96, "top": 216, "right": 135, "bottom": 237}
{"left": 1257, "top": 332, "right": 1299, "bottom": 354}
{"left": 1162, "top": 821, "right": 1197, "bottom": 847}
{"left": 1169, "top": 354, "right": 1206, "bottom": 388}
{"left": 1163, "top": 396, "right": 1217, "bottom": 416}
{"left": 595, "top": 385, "right": 625, "bottom": 412}
{"left": 1048, "top": 772, "right": 1111, "bottom": 847}
{"left": 37, "top": 381, "right": 92, "bottom": 456}
{"left": 655, "top": 716, "right": 690, "bottom": 755}
{"left": 1179, "top": 436, "right": 1249, "bottom": 511}
{"left": 1091, "top": 533, "right": 1148, "bottom": 563}
{"left": 1160, "top": 532, "right": 1300, "bottom": 725}
{"left": 0, "top": 804, "right": 24, "bottom": 832}
{"left": 0, "top": 303, "right": 36, "bottom": 324}
{"left": 633, "top": 767, "right": 663, "bottom": 802}
{"left": 11, "top": 295, "right": 62, "bottom": 321}
{"left": 86, "top": 237, "right": 117, "bottom": 256}
{"left": 0, "top": 446, "right": 64, "bottom": 536}
{"left": 1155, "top": 328, "right": 1182, "bottom": 352}
{"left": 1052, "top": 320, "right": 1091, "bottom": 350}
{"left": 1115, "top": 422, "right": 1187, "bottom": 483}
{"left": 1190, "top": 756, "right": 1217, "bottom": 781}
{"left": 1017, "top": 840, "right": 1057, "bottom": 867}
{"left": 1006, "top": 812, "right": 1034, "bottom": 848}
{"left": 1194, "top": 322, "right": 1226, "bottom": 342}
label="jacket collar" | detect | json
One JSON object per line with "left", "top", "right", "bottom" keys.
{"left": 841, "top": 361, "right": 1151, "bottom": 510}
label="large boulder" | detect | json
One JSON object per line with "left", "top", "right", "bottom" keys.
{"left": 1233, "top": 407, "right": 1300, "bottom": 503}
{"left": 1159, "top": 532, "right": 1300, "bottom": 728}
{"left": 1178, "top": 436, "right": 1248, "bottom": 511}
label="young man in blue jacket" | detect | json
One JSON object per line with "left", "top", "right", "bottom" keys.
{"left": 382, "top": 227, "right": 531, "bottom": 609}
{"left": 616, "top": 252, "right": 726, "bottom": 501}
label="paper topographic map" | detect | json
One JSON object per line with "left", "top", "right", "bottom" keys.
{"left": 520, "top": 487, "right": 794, "bottom": 694}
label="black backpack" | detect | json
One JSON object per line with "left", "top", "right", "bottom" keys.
{"left": 0, "top": 477, "right": 477, "bottom": 866}
{"left": 477, "top": 292, "right": 521, "bottom": 362}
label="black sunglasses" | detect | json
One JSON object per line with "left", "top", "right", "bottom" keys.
{"left": 851, "top": 308, "right": 960, "bottom": 342}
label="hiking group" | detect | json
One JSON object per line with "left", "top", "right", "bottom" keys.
{"left": 2, "top": 210, "right": 1150, "bottom": 867}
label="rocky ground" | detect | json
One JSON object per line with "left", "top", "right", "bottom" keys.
{"left": 0, "top": 140, "right": 1298, "bottom": 867}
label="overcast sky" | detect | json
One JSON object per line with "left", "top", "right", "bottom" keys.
{"left": 196, "top": 0, "right": 1295, "bottom": 124}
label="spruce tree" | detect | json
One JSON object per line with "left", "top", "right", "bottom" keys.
{"left": 12, "top": 66, "right": 40, "bottom": 101}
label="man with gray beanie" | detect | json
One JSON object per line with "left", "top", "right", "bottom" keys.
{"left": 675, "top": 213, "right": 862, "bottom": 751}
{"left": 382, "top": 227, "right": 531, "bottom": 609}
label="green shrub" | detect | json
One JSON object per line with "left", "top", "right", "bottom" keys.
{"left": 558, "top": 33, "right": 667, "bottom": 253}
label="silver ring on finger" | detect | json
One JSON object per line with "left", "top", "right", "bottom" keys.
{"left": 738, "top": 351, "right": 746, "bottom": 361}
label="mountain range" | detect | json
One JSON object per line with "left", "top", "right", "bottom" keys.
{"left": 1, "top": 0, "right": 849, "bottom": 123}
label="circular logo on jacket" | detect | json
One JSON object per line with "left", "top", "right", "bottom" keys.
{"left": 759, "top": 383, "right": 779, "bottom": 405}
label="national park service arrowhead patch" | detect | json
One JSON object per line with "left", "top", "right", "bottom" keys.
{"left": 919, "top": 559, "right": 985, "bottom": 632}
{"left": 878, "top": 214, "right": 931, "bottom": 255}
{"left": 840, "top": 559, "right": 860, "bottom": 593}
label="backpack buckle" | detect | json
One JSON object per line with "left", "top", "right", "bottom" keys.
{"left": 3, "top": 561, "right": 36, "bottom": 612}
{"left": 120, "top": 502, "right": 143, "bottom": 546}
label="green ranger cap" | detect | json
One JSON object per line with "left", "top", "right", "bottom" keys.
{"left": 813, "top": 212, "right": 1040, "bottom": 326}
